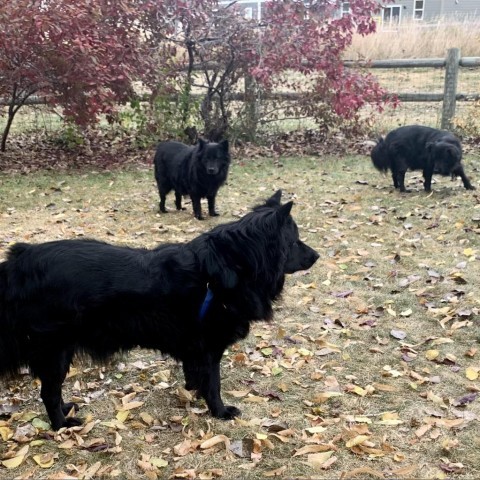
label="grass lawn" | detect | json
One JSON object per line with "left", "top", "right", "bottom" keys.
{"left": 1, "top": 154, "right": 480, "bottom": 479}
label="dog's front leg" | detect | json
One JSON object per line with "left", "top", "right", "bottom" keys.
{"left": 32, "top": 350, "right": 82, "bottom": 430}
{"left": 455, "top": 167, "right": 476, "bottom": 190}
{"left": 397, "top": 170, "right": 409, "bottom": 192}
{"left": 423, "top": 167, "right": 434, "bottom": 192}
{"left": 185, "top": 355, "right": 240, "bottom": 420}
{"left": 207, "top": 195, "right": 219, "bottom": 217}
{"left": 191, "top": 195, "right": 204, "bottom": 220}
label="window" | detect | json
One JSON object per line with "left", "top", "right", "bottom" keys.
{"left": 413, "top": 0, "right": 425, "bottom": 20}
{"left": 341, "top": 1, "right": 351, "bottom": 16}
{"left": 244, "top": 7, "right": 253, "bottom": 20}
{"left": 382, "top": 5, "right": 401, "bottom": 29}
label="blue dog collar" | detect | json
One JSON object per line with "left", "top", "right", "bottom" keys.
{"left": 198, "top": 287, "right": 214, "bottom": 321}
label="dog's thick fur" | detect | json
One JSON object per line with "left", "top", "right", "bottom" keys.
{"left": 154, "top": 138, "right": 230, "bottom": 220}
{"left": 371, "top": 125, "right": 475, "bottom": 192}
{"left": 0, "top": 191, "right": 319, "bottom": 430}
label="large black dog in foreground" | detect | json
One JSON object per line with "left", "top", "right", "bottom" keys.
{"left": 154, "top": 138, "right": 230, "bottom": 220}
{"left": 0, "top": 191, "right": 318, "bottom": 430}
{"left": 371, "top": 125, "right": 475, "bottom": 192}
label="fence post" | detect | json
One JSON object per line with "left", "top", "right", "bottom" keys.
{"left": 441, "top": 48, "right": 460, "bottom": 130}
{"left": 244, "top": 73, "right": 260, "bottom": 140}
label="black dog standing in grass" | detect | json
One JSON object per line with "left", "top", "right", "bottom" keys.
{"left": 154, "top": 138, "right": 230, "bottom": 220}
{"left": 0, "top": 191, "right": 319, "bottom": 430}
{"left": 371, "top": 125, "right": 475, "bottom": 192}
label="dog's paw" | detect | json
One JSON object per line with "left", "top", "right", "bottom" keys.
{"left": 63, "top": 417, "right": 83, "bottom": 428}
{"left": 195, "top": 216, "right": 205, "bottom": 221}
{"left": 466, "top": 185, "right": 476, "bottom": 190}
{"left": 209, "top": 212, "right": 220, "bottom": 217}
{"left": 216, "top": 405, "right": 241, "bottom": 420}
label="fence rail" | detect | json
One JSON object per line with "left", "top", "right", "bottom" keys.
{"left": 1, "top": 49, "right": 479, "bottom": 133}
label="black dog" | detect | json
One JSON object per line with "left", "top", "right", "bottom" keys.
{"left": 371, "top": 125, "right": 475, "bottom": 192}
{"left": 0, "top": 191, "right": 319, "bottom": 430}
{"left": 154, "top": 139, "right": 230, "bottom": 220}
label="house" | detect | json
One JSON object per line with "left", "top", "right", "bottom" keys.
{"left": 219, "top": 1, "right": 480, "bottom": 25}
{"left": 379, "top": 0, "right": 480, "bottom": 28}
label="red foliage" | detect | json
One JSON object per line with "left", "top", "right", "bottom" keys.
{"left": 0, "top": 0, "right": 158, "bottom": 149}
{"left": 252, "top": 0, "right": 394, "bottom": 123}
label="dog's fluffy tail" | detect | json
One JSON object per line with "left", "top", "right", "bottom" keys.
{"left": 0, "top": 259, "right": 26, "bottom": 379}
{"left": 370, "top": 136, "right": 390, "bottom": 172}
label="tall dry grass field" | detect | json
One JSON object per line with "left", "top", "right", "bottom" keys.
{"left": 347, "top": 17, "right": 480, "bottom": 60}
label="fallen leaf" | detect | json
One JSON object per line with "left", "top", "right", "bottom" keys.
{"left": 200, "top": 435, "right": 230, "bottom": 450}
{"left": 33, "top": 452, "right": 55, "bottom": 468}
{"left": 341, "top": 466, "right": 385, "bottom": 478}
{"left": 466, "top": 367, "right": 479, "bottom": 380}
{"left": 1, "top": 445, "right": 29, "bottom": 469}
{"left": 306, "top": 451, "right": 334, "bottom": 469}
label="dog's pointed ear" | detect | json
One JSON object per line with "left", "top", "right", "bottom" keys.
{"left": 275, "top": 201, "right": 293, "bottom": 222}
{"left": 219, "top": 139, "right": 229, "bottom": 152}
{"left": 197, "top": 138, "right": 207, "bottom": 154}
{"left": 265, "top": 190, "right": 282, "bottom": 207}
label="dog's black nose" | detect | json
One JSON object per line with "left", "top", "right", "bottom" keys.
{"left": 207, "top": 168, "right": 217, "bottom": 175}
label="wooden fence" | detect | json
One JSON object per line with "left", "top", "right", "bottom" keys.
{"left": 343, "top": 48, "right": 480, "bottom": 130}
{"left": 1, "top": 48, "right": 479, "bottom": 132}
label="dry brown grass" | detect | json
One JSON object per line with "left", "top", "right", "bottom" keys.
{"left": 347, "top": 18, "right": 480, "bottom": 60}
{"left": 1, "top": 154, "right": 480, "bottom": 479}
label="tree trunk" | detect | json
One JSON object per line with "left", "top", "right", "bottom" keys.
{"left": 1, "top": 106, "right": 16, "bottom": 152}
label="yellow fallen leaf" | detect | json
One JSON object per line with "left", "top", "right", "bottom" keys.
{"left": 150, "top": 457, "right": 168, "bottom": 468}
{"left": 463, "top": 248, "right": 476, "bottom": 257}
{"left": 298, "top": 348, "right": 313, "bottom": 357}
{"left": 427, "top": 391, "right": 447, "bottom": 407}
{"left": 116, "top": 410, "right": 130, "bottom": 423}
{"left": 33, "top": 452, "right": 55, "bottom": 468}
{"left": 1, "top": 445, "right": 29, "bottom": 469}
{"left": 400, "top": 309, "right": 412, "bottom": 317}
{"left": 351, "top": 386, "right": 368, "bottom": 396}
{"left": 466, "top": 367, "right": 479, "bottom": 380}
{"left": 346, "top": 435, "right": 369, "bottom": 448}
{"left": 0, "top": 426, "right": 12, "bottom": 441}
{"left": 119, "top": 401, "right": 144, "bottom": 411}
{"left": 425, "top": 350, "right": 439, "bottom": 360}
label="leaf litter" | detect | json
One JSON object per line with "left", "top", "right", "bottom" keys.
{"left": 1, "top": 154, "right": 480, "bottom": 478}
